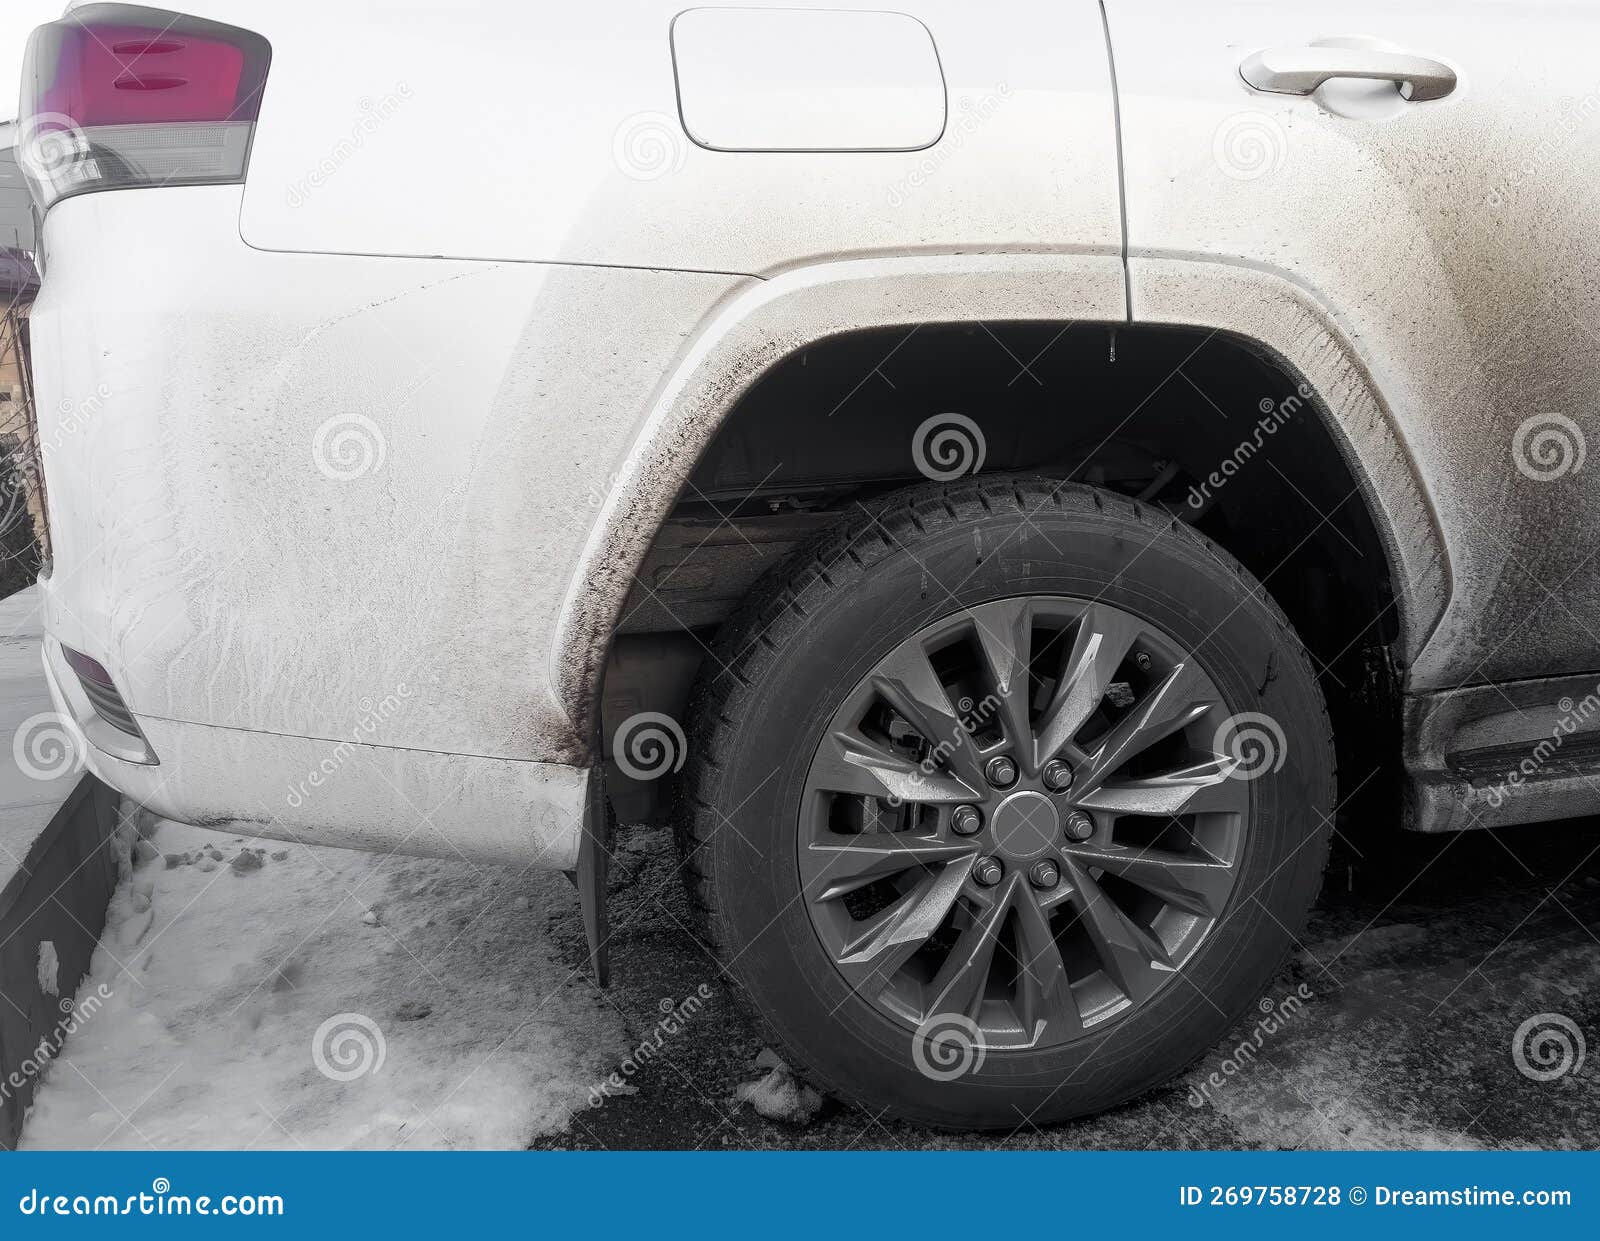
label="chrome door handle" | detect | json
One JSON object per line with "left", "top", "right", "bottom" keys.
{"left": 1240, "top": 46, "right": 1457, "bottom": 101}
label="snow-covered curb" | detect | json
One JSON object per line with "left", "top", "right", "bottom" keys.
{"left": 22, "top": 819, "right": 628, "bottom": 1149}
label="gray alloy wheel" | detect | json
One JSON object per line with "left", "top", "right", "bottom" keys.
{"left": 797, "top": 596, "right": 1248, "bottom": 1051}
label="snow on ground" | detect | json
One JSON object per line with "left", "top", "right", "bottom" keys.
{"left": 733, "top": 1050, "right": 823, "bottom": 1125}
{"left": 23, "top": 812, "right": 1600, "bottom": 1151}
{"left": 22, "top": 818, "right": 628, "bottom": 1150}
{"left": 734, "top": 1069, "right": 823, "bottom": 1125}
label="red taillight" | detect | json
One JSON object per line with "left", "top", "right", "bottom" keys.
{"left": 37, "top": 23, "right": 251, "bottom": 125}
{"left": 18, "top": 4, "right": 271, "bottom": 213}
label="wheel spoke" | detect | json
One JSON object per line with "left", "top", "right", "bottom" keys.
{"left": 806, "top": 832, "right": 976, "bottom": 901}
{"left": 870, "top": 642, "right": 988, "bottom": 788}
{"left": 1074, "top": 756, "right": 1246, "bottom": 817}
{"left": 810, "top": 729, "right": 981, "bottom": 805}
{"left": 1071, "top": 661, "right": 1214, "bottom": 796}
{"left": 1063, "top": 861, "right": 1172, "bottom": 1004}
{"left": 922, "top": 878, "right": 1017, "bottom": 1021}
{"left": 1012, "top": 890, "right": 1083, "bottom": 1043}
{"left": 1062, "top": 841, "right": 1234, "bottom": 917}
{"left": 970, "top": 597, "right": 1036, "bottom": 768}
{"left": 1034, "top": 603, "right": 1143, "bottom": 766}
{"left": 833, "top": 861, "right": 973, "bottom": 998}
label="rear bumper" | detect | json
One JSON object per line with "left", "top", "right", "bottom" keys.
{"left": 41, "top": 633, "right": 587, "bottom": 867}
{"left": 25, "top": 184, "right": 739, "bottom": 865}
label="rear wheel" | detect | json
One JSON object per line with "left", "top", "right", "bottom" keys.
{"left": 678, "top": 477, "right": 1333, "bottom": 1128}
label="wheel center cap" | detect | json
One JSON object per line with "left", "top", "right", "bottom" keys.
{"left": 989, "top": 790, "right": 1059, "bottom": 860}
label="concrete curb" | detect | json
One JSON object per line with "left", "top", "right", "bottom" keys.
{"left": 0, "top": 586, "right": 128, "bottom": 1147}
{"left": 0, "top": 775, "right": 122, "bottom": 1148}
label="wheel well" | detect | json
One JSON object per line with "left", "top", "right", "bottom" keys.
{"left": 602, "top": 321, "right": 1402, "bottom": 820}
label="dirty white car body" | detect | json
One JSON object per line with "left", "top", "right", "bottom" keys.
{"left": 31, "top": 0, "right": 1131, "bottom": 864}
{"left": 20, "top": 0, "right": 1600, "bottom": 1125}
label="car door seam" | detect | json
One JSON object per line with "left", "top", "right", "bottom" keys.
{"left": 1097, "top": 0, "right": 1133, "bottom": 322}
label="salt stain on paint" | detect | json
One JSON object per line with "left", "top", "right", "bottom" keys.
{"left": 36, "top": 940, "right": 59, "bottom": 997}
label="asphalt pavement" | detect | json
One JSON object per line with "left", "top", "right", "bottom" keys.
{"left": 536, "top": 810, "right": 1600, "bottom": 1150}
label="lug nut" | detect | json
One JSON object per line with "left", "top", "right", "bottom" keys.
{"left": 984, "top": 755, "right": 1018, "bottom": 789}
{"left": 951, "top": 805, "right": 983, "bottom": 836}
{"left": 1134, "top": 650, "right": 1152, "bottom": 672}
{"left": 1029, "top": 859, "right": 1061, "bottom": 889}
{"left": 1041, "top": 759, "right": 1074, "bottom": 792}
{"left": 1063, "top": 810, "right": 1095, "bottom": 842}
{"left": 973, "top": 856, "right": 1004, "bottom": 887}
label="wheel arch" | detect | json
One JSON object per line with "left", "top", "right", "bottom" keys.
{"left": 1127, "top": 253, "right": 1450, "bottom": 665}
{"left": 553, "top": 251, "right": 1448, "bottom": 762}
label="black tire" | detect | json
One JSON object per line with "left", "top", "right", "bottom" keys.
{"left": 676, "top": 476, "right": 1333, "bottom": 1129}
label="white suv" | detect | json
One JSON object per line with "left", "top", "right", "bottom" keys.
{"left": 19, "top": 1, "right": 1599, "bottom": 1127}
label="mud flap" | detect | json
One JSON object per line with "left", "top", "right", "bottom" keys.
{"left": 572, "top": 765, "right": 611, "bottom": 986}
